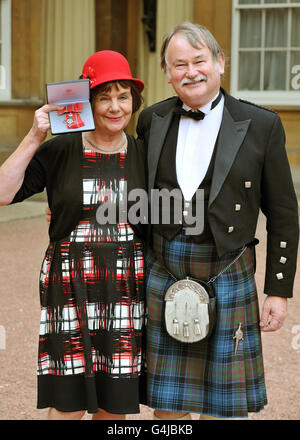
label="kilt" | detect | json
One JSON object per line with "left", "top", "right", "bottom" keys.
{"left": 145, "top": 233, "right": 267, "bottom": 418}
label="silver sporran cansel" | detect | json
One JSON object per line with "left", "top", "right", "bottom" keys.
{"left": 164, "top": 278, "right": 216, "bottom": 343}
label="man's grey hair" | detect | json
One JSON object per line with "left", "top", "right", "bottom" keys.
{"left": 160, "top": 22, "right": 224, "bottom": 72}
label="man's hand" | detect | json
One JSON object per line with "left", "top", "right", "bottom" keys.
{"left": 260, "top": 295, "right": 287, "bottom": 332}
{"left": 45, "top": 206, "right": 51, "bottom": 224}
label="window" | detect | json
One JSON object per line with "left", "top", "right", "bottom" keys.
{"left": 231, "top": 0, "right": 300, "bottom": 106}
{"left": 0, "top": 0, "right": 11, "bottom": 100}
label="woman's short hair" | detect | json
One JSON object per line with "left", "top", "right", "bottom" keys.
{"left": 90, "top": 80, "right": 143, "bottom": 114}
{"left": 160, "top": 22, "right": 224, "bottom": 72}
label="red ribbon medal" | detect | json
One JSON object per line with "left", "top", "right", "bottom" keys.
{"left": 57, "top": 103, "right": 85, "bottom": 129}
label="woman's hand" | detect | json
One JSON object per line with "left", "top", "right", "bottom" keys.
{"left": 29, "top": 104, "right": 64, "bottom": 144}
{"left": 45, "top": 206, "right": 52, "bottom": 224}
{"left": 0, "top": 104, "right": 63, "bottom": 206}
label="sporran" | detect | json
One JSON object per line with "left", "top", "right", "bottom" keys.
{"left": 165, "top": 278, "right": 216, "bottom": 343}
{"left": 163, "top": 246, "right": 248, "bottom": 343}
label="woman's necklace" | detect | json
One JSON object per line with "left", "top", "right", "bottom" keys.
{"left": 84, "top": 131, "right": 127, "bottom": 153}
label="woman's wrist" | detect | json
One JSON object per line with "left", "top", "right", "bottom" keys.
{"left": 27, "top": 126, "right": 47, "bottom": 146}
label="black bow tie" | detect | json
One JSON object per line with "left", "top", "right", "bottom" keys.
{"left": 173, "top": 90, "right": 223, "bottom": 121}
{"left": 173, "top": 107, "right": 205, "bottom": 120}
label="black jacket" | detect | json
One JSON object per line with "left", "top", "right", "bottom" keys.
{"left": 136, "top": 89, "right": 299, "bottom": 298}
{"left": 12, "top": 132, "right": 147, "bottom": 241}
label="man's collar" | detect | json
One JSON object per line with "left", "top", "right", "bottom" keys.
{"left": 181, "top": 90, "right": 222, "bottom": 115}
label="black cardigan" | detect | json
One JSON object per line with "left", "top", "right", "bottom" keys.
{"left": 12, "top": 132, "right": 147, "bottom": 242}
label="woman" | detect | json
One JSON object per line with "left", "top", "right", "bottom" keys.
{"left": 0, "top": 51, "right": 147, "bottom": 420}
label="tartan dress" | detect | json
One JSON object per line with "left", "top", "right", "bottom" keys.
{"left": 146, "top": 233, "right": 267, "bottom": 418}
{"left": 37, "top": 146, "right": 146, "bottom": 414}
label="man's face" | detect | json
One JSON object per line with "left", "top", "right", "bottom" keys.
{"left": 166, "top": 33, "right": 225, "bottom": 109}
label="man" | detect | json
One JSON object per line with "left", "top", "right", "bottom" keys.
{"left": 136, "top": 22, "right": 299, "bottom": 420}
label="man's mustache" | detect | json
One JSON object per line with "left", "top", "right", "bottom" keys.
{"left": 181, "top": 75, "right": 207, "bottom": 86}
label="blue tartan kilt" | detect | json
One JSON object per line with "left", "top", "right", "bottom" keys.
{"left": 145, "top": 233, "right": 267, "bottom": 418}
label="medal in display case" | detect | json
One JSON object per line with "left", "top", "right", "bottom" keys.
{"left": 46, "top": 79, "right": 95, "bottom": 135}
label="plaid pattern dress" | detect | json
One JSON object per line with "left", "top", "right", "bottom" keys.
{"left": 37, "top": 146, "right": 146, "bottom": 414}
{"left": 146, "top": 232, "right": 267, "bottom": 418}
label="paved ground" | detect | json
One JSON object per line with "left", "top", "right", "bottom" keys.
{"left": 0, "top": 201, "right": 299, "bottom": 420}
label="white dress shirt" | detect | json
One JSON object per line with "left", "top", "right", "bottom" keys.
{"left": 176, "top": 91, "right": 224, "bottom": 201}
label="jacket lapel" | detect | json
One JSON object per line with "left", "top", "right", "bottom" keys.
{"left": 146, "top": 93, "right": 251, "bottom": 206}
{"left": 209, "top": 106, "right": 251, "bottom": 206}
{"left": 148, "top": 110, "right": 174, "bottom": 191}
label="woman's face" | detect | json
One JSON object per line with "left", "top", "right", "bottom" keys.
{"left": 92, "top": 83, "right": 133, "bottom": 136}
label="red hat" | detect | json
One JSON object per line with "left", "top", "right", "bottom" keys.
{"left": 82, "top": 50, "right": 144, "bottom": 92}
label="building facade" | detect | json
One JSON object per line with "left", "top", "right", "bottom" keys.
{"left": 0, "top": 0, "right": 299, "bottom": 166}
